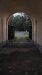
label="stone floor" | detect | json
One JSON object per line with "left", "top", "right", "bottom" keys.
{"left": 0, "top": 40, "right": 42, "bottom": 75}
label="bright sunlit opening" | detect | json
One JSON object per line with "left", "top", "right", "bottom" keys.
{"left": 13, "top": 12, "right": 24, "bottom": 17}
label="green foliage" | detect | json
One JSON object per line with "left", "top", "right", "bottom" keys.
{"left": 8, "top": 14, "right": 32, "bottom": 31}
{"left": 8, "top": 15, "right": 14, "bottom": 26}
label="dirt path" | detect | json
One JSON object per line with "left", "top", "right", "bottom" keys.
{"left": 0, "top": 50, "right": 42, "bottom": 75}
{"left": 0, "top": 40, "right": 42, "bottom": 75}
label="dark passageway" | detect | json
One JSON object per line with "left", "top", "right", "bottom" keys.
{"left": 0, "top": 0, "right": 42, "bottom": 75}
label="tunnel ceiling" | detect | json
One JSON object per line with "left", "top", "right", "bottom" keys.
{"left": 0, "top": 0, "right": 42, "bottom": 14}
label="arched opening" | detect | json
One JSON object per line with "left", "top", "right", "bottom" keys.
{"left": 8, "top": 12, "right": 32, "bottom": 42}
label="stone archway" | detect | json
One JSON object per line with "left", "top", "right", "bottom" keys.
{"left": 7, "top": 12, "right": 33, "bottom": 41}
{"left": 0, "top": 0, "right": 39, "bottom": 46}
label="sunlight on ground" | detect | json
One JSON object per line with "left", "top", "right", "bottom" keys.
{"left": 15, "top": 31, "right": 29, "bottom": 39}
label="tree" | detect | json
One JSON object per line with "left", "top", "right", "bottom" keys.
{"left": 8, "top": 15, "right": 14, "bottom": 26}
{"left": 13, "top": 15, "right": 26, "bottom": 31}
{"left": 8, "top": 14, "right": 32, "bottom": 31}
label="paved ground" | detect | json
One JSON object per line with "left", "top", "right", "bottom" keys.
{"left": 0, "top": 39, "right": 42, "bottom": 75}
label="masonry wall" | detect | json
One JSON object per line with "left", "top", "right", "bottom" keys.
{"left": 0, "top": 0, "right": 42, "bottom": 47}
{"left": 0, "top": 17, "right": 3, "bottom": 43}
{"left": 37, "top": 18, "right": 42, "bottom": 46}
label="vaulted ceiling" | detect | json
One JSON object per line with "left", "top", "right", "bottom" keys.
{"left": 0, "top": 0, "right": 42, "bottom": 14}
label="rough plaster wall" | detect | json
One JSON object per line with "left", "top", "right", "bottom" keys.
{"left": 3, "top": 17, "right": 6, "bottom": 42}
{"left": 0, "top": 16, "right": 3, "bottom": 43}
{"left": 2, "top": 14, "right": 8, "bottom": 42}
{"left": 32, "top": 17, "right": 37, "bottom": 42}
{"left": 37, "top": 18, "right": 42, "bottom": 46}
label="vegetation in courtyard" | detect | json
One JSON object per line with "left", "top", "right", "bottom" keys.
{"left": 8, "top": 13, "right": 32, "bottom": 40}
{"left": 8, "top": 14, "right": 32, "bottom": 31}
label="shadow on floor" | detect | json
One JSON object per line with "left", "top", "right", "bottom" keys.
{"left": 0, "top": 40, "right": 42, "bottom": 75}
